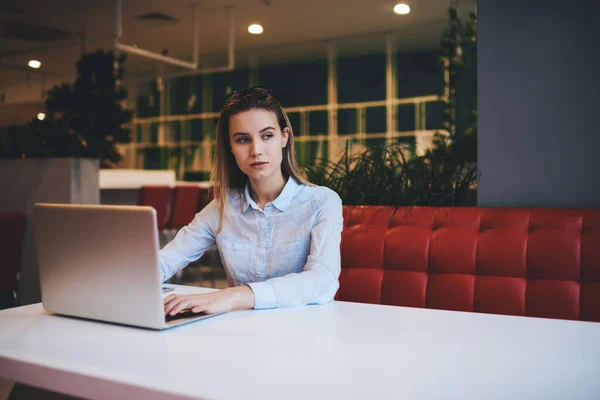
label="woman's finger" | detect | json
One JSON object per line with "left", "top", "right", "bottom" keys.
{"left": 163, "top": 294, "right": 182, "bottom": 312}
{"left": 167, "top": 297, "right": 189, "bottom": 315}
{"left": 191, "top": 304, "right": 206, "bottom": 314}
{"left": 163, "top": 293, "right": 180, "bottom": 307}
{"left": 165, "top": 294, "right": 213, "bottom": 315}
{"left": 163, "top": 293, "right": 177, "bottom": 302}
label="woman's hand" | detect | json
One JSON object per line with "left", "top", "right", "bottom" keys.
{"left": 163, "top": 286, "right": 255, "bottom": 315}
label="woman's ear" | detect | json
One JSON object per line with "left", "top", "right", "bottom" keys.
{"left": 282, "top": 127, "right": 290, "bottom": 148}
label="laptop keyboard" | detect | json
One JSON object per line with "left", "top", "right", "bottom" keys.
{"left": 165, "top": 309, "right": 206, "bottom": 322}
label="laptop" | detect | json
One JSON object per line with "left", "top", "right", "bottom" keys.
{"left": 33, "top": 203, "right": 223, "bottom": 330}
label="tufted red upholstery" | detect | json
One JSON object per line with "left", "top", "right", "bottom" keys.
{"left": 337, "top": 206, "right": 600, "bottom": 322}
{"left": 138, "top": 186, "right": 172, "bottom": 230}
{"left": 167, "top": 185, "right": 201, "bottom": 229}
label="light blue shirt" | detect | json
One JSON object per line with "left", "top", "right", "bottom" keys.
{"left": 158, "top": 177, "right": 343, "bottom": 309}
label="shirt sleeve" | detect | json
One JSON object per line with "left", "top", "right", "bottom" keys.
{"left": 158, "top": 200, "right": 217, "bottom": 282}
{"left": 247, "top": 190, "right": 343, "bottom": 309}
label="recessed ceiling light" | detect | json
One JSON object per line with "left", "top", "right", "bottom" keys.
{"left": 248, "top": 24, "right": 263, "bottom": 35}
{"left": 28, "top": 60, "right": 41, "bottom": 69}
{"left": 393, "top": 3, "right": 411, "bottom": 15}
{"left": 37, "top": 113, "right": 46, "bottom": 121}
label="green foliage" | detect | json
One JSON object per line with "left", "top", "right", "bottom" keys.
{"left": 304, "top": 6, "right": 479, "bottom": 207}
{"left": 0, "top": 50, "right": 133, "bottom": 167}
{"left": 440, "top": 7, "right": 477, "bottom": 162}
{"left": 0, "top": 117, "right": 81, "bottom": 158}
{"left": 303, "top": 137, "right": 477, "bottom": 207}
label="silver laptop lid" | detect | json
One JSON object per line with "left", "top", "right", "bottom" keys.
{"left": 33, "top": 203, "right": 165, "bottom": 329}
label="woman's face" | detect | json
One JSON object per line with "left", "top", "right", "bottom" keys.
{"left": 228, "top": 109, "right": 289, "bottom": 184}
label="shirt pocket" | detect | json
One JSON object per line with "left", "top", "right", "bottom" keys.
{"left": 216, "top": 237, "right": 258, "bottom": 285}
{"left": 266, "top": 237, "right": 310, "bottom": 279}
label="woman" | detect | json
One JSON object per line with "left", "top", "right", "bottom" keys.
{"left": 161, "top": 87, "right": 343, "bottom": 316}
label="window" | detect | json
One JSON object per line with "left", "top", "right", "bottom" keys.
{"left": 425, "top": 101, "right": 446, "bottom": 130}
{"left": 366, "top": 107, "right": 386, "bottom": 134}
{"left": 338, "top": 54, "right": 386, "bottom": 103}
{"left": 258, "top": 61, "right": 327, "bottom": 106}
{"left": 210, "top": 69, "right": 250, "bottom": 112}
{"left": 338, "top": 109, "right": 357, "bottom": 135}
{"left": 398, "top": 104, "right": 415, "bottom": 131}
{"left": 308, "top": 111, "right": 328, "bottom": 136}
{"left": 397, "top": 52, "right": 444, "bottom": 98}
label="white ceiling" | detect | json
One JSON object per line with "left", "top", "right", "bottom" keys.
{"left": 0, "top": 0, "right": 476, "bottom": 104}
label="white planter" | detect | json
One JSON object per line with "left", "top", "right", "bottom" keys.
{"left": 0, "top": 158, "right": 100, "bottom": 305}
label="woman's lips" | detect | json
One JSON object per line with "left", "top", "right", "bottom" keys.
{"left": 250, "top": 162, "right": 268, "bottom": 169}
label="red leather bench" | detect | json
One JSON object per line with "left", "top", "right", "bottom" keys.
{"left": 337, "top": 206, "right": 600, "bottom": 322}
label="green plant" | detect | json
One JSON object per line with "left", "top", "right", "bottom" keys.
{"left": 0, "top": 50, "right": 133, "bottom": 167}
{"left": 0, "top": 117, "right": 81, "bottom": 159}
{"left": 440, "top": 6, "right": 477, "bottom": 162}
{"left": 304, "top": 6, "right": 478, "bottom": 207}
{"left": 303, "top": 139, "right": 477, "bottom": 207}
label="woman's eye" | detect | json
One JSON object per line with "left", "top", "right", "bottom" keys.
{"left": 235, "top": 137, "right": 250, "bottom": 143}
{"left": 262, "top": 133, "right": 273, "bottom": 140}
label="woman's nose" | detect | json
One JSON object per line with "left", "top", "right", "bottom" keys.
{"left": 250, "top": 140, "right": 262, "bottom": 156}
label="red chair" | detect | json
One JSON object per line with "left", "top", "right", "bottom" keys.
{"left": 138, "top": 186, "right": 173, "bottom": 230}
{"left": 0, "top": 212, "right": 27, "bottom": 309}
{"left": 167, "top": 185, "right": 201, "bottom": 230}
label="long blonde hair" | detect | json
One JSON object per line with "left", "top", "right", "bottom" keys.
{"left": 210, "top": 87, "right": 311, "bottom": 233}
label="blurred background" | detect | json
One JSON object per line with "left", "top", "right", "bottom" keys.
{"left": 0, "top": 0, "right": 480, "bottom": 294}
{"left": 1, "top": 0, "right": 600, "bottom": 323}
{"left": 0, "top": 0, "right": 477, "bottom": 178}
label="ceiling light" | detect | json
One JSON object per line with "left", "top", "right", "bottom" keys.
{"left": 248, "top": 24, "right": 263, "bottom": 35}
{"left": 28, "top": 60, "right": 41, "bottom": 69}
{"left": 393, "top": 4, "right": 411, "bottom": 15}
{"left": 37, "top": 113, "right": 46, "bottom": 121}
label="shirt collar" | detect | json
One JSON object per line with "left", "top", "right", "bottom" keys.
{"left": 242, "top": 177, "right": 299, "bottom": 213}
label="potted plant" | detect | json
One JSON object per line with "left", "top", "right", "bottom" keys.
{"left": 439, "top": 6, "right": 477, "bottom": 163}
{"left": 0, "top": 49, "right": 133, "bottom": 165}
{"left": 303, "top": 138, "right": 478, "bottom": 208}
{"left": 0, "top": 49, "right": 133, "bottom": 305}
{"left": 304, "top": 6, "right": 478, "bottom": 208}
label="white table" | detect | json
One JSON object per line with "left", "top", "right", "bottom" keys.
{"left": 99, "top": 168, "right": 211, "bottom": 206}
{"left": 0, "top": 286, "right": 599, "bottom": 400}
{"left": 99, "top": 170, "right": 177, "bottom": 189}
